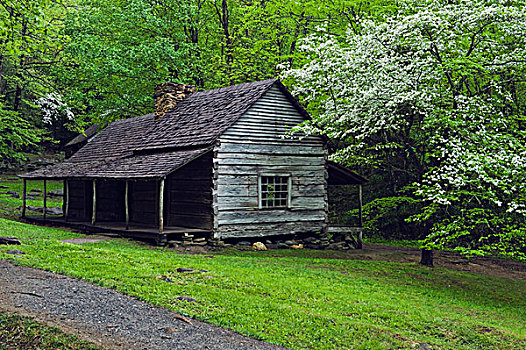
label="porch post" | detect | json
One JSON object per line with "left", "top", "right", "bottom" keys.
{"left": 159, "top": 178, "right": 164, "bottom": 234}
{"left": 64, "top": 180, "right": 69, "bottom": 222}
{"left": 22, "top": 179, "right": 27, "bottom": 218}
{"left": 92, "top": 179, "right": 97, "bottom": 225}
{"left": 357, "top": 184, "right": 363, "bottom": 249}
{"left": 125, "top": 180, "right": 129, "bottom": 230}
{"left": 43, "top": 180, "right": 47, "bottom": 220}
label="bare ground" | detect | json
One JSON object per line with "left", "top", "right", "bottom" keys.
{"left": 339, "top": 244, "right": 526, "bottom": 282}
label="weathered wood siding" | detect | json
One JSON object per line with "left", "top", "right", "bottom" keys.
{"left": 95, "top": 180, "right": 125, "bottom": 222}
{"left": 67, "top": 180, "right": 92, "bottom": 221}
{"left": 214, "top": 85, "right": 328, "bottom": 238}
{"left": 129, "top": 180, "right": 158, "bottom": 225}
{"left": 166, "top": 152, "right": 213, "bottom": 229}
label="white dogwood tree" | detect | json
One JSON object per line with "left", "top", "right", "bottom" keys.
{"left": 283, "top": 0, "right": 526, "bottom": 260}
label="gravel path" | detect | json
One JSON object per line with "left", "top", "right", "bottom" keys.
{"left": 0, "top": 260, "right": 285, "bottom": 350}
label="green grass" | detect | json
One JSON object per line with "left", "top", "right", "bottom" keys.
{"left": 0, "top": 313, "right": 98, "bottom": 349}
{"left": 0, "top": 218, "right": 525, "bottom": 350}
{"left": 0, "top": 175, "right": 62, "bottom": 218}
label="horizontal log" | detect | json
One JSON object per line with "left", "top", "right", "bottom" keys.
{"left": 170, "top": 203, "right": 212, "bottom": 214}
{"left": 215, "top": 175, "right": 258, "bottom": 186}
{"left": 218, "top": 142, "right": 325, "bottom": 155}
{"left": 170, "top": 190, "right": 211, "bottom": 202}
{"left": 168, "top": 214, "right": 213, "bottom": 229}
{"left": 217, "top": 221, "right": 325, "bottom": 238}
{"left": 216, "top": 158, "right": 324, "bottom": 167}
{"left": 216, "top": 165, "right": 325, "bottom": 175}
{"left": 217, "top": 209, "right": 325, "bottom": 225}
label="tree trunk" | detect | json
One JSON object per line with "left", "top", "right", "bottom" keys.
{"left": 420, "top": 249, "right": 434, "bottom": 267}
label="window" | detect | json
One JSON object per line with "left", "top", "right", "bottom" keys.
{"left": 259, "top": 175, "right": 291, "bottom": 209}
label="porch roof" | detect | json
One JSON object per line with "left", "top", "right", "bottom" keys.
{"left": 19, "top": 147, "right": 212, "bottom": 180}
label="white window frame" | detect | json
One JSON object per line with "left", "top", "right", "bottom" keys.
{"left": 258, "top": 174, "right": 292, "bottom": 209}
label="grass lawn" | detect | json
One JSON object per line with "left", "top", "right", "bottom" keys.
{"left": 0, "top": 175, "right": 63, "bottom": 218}
{"left": 0, "top": 218, "right": 525, "bottom": 350}
{"left": 0, "top": 313, "right": 98, "bottom": 350}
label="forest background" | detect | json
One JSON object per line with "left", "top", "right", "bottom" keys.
{"left": 1, "top": 0, "right": 525, "bottom": 260}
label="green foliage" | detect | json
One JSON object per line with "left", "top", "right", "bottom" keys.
{"left": 0, "top": 102, "right": 42, "bottom": 166}
{"left": 0, "top": 176, "right": 62, "bottom": 218}
{"left": 1, "top": 218, "right": 526, "bottom": 349}
{"left": 285, "top": 0, "right": 526, "bottom": 259}
{"left": 361, "top": 196, "right": 424, "bottom": 240}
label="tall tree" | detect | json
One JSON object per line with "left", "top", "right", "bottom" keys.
{"left": 284, "top": 0, "right": 526, "bottom": 260}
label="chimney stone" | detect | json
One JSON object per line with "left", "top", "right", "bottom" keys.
{"left": 154, "top": 82, "right": 196, "bottom": 118}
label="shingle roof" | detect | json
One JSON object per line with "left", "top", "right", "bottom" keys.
{"left": 136, "top": 79, "right": 277, "bottom": 150}
{"left": 64, "top": 124, "right": 100, "bottom": 148}
{"left": 20, "top": 79, "right": 280, "bottom": 179}
{"left": 21, "top": 147, "right": 212, "bottom": 179}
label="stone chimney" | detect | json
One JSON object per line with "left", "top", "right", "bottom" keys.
{"left": 153, "top": 82, "right": 196, "bottom": 118}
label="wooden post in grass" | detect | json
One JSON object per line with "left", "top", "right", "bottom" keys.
{"left": 357, "top": 184, "right": 363, "bottom": 249}
{"left": 159, "top": 178, "right": 164, "bottom": 234}
{"left": 64, "top": 180, "right": 69, "bottom": 222}
{"left": 22, "top": 179, "right": 27, "bottom": 219}
{"left": 43, "top": 180, "right": 47, "bottom": 220}
{"left": 92, "top": 180, "right": 97, "bottom": 225}
{"left": 125, "top": 180, "right": 129, "bottom": 230}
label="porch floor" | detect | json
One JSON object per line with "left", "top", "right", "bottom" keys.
{"left": 24, "top": 216, "right": 211, "bottom": 244}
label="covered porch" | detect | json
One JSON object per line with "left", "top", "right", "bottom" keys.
{"left": 19, "top": 149, "right": 214, "bottom": 245}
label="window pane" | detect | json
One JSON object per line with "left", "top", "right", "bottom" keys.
{"left": 260, "top": 176, "right": 289, "bottom": 208}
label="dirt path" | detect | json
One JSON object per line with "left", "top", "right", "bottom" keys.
{"left": 339, "top": 245, "right": 526, "bottom": 281}
{"left": 0, "top": 260, "right": 285, "bottom": 350}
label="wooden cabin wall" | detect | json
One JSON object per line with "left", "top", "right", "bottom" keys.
{"left": 166, "top": 152, "right": 213, "bottom": 229}
{"left": 67, "top": 180, "right": 92, "bottom": 221}
{"left": 214, "top": 85, "right": 328, "bottom": 238}
{"left": 129, "top": 180, "right": 158, "bottom": 225}
{"left": 95, "top": 180, "right": 125, "bottom": 222}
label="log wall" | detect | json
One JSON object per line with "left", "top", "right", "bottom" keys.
{"left": 129, "top": 180, "right": 158, "bottom": 225}
{"left": 166, "top": 152, "right": 213, "bottom": 229}
{"left": 95, "top": 180, "right": 125, "bottom": 222}
{"left": 67, "top": 180, "right": 92, "bottom": 221}
{"left": 214, "top": 85, "right": 328, "bottom": 238}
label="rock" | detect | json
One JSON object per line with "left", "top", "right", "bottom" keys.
{"left": 291, "top": 244, "right": 304, "bottom": 249}
{"left": 277, "top": 242, "right": 289, "bottom": 249}
{"left": 193, "top": 237, "right": 206, "bottom": 242}
{"left": 265, "top": 240, "right": 272, "bottom": 245}
{"left": 0, "top": 237, "right": 21, "bottom": 245}
{"left": 26, "top": 196, "right": 36, "bottom": 201}
{"left": 190, "top": 241, "right": 207, "bottom": 246}
{"left": 7, "top": 191, "right": 19, "bottom": 198}
{"left": 237, "top": 241, "right": 251, "bottom": 246}
{"left": 252, "top": 242, "right": 267, "bottom": 251}
{"left": 176, "top": 296, "right": 196, "bottom": 302}
{"left": 176, "top": 268, "right": 208, "bottom": 273}
{"left": 305, "top": 243, "right": 323, "bottom": 250}
{"left": 30, "top": 188, "right": 42, "bottom": 193}
{"left": 303, "top": 236, "right": 318, "bottom": 243}
{"left": 6, "top": 249, "right": 25, "bottom": 255}
{"left": 164, "top": 327, "right": 177, "bottom": 333}
{"left": 47, "top": 189, "right": 64, "bottom": 197}
{"left": 284, "top": 240, "right": 297, "bottom": 246}
{"left": 27, "top": 192, "right": 41, "bottom": 197}
{"left": 0, "top": 185, "right": 8, "bottom": 189}
{"left": 48, "top": 207, "right": 63, "bottom": 215}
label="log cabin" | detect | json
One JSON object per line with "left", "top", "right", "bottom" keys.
{"left": 20, "top": 79, "right": 366, "bottom": 245}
